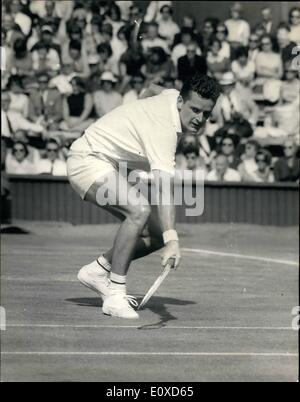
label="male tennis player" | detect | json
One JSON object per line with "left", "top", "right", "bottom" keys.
{"left": 67, "top": 73, "right": 220, "bottom": 319}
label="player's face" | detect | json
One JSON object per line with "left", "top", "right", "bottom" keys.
{"left": 178, "top": 92, "right": 215, "bottom": 134}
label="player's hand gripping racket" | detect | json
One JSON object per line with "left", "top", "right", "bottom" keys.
{"left": 138, "top": 258, "right": 176, "bottom": 310}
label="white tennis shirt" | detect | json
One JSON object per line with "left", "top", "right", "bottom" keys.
{"left": 70, "top": 89, "right": 182, "bottom": 174}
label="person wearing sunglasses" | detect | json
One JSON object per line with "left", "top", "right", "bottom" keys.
{"left": 5, "top": 141, "right": 37, "bottom": 175}
{"left": 220, "top": 134, "right": 240, "bottom": 169}
{"left": 252, "top": 149, "right": 274, "bottom": 182}
{"left": 248, "top": 34, "right": 260, "bottom": 63}
{"left": 288, "top": 6, "right": 300, "bottom": 45}
{"left": 237, "top": 139, "right": 260, "bottom": 181}
{"left": 215, "top": 23, "right": 230, "bottom": 60}
{"left": 255, "top": 34, "right": 283, "bottom": 80}
{"left": 274, "top": 139, "right": 300, "bottom": 182}
{"left": 36, "top": 139, "right": 67, "bottom": 176}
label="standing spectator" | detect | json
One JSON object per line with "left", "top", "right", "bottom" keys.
{"left": 206, "top": 37, "right": 230, "bottom": 81}
{"left": 171, "top": 28, "right": 201, "bottom": 66}
{"left": 141, "top": 22, "right": 169, "bottom": 54}
{"left": 206, "top": 153, "right": 241, "bottom": 181}
{"left": 142, "top": 46, "right": 175, "bottom": 85}
{"left": 10, "top": 37, "right": 33, "bottom": 77}
{"left": 255, "top": 34, "right": 283, "bottom": 80}
{"left": 93, "top": 71, "right": 123, "bottom": 118}
{"left": 225, "top": 2, "right": 250, "bottom": 48}
{"left": 28, "top": 72, "right": 63, "bottom": 130}
{"left": 256, "top": 7, "right": 275, "bottom": 36}
{"left": 238, "top": 139, "right": 260, "bottom": 181}
{"left": 177, "top": 42, "right": 207, "bottom": 82}
{"left": 215, "top": 23, "right": 231, "bottom": 60}
{"left": 5, "top": 141, "right": 37, "bottom": 175}
{"left": 123, "top": 74, "right": 145, "bottom": 104}
{"left": 279, "top": 62, "right": 300, "bottom": 105}
{"left": 7, "top": 75, "right": 29, "bottom": 118}
{"left": 252, "top": 149, "right": 274, "bottom": 182}
{"left": 288, "top": 6, "right": 300, "bottom": 45}
{"left": 276, "top": 23, "right": 298, "bottom": 65}
{"left": 36, "top": 139, "right": 67, "bottom": 176}
{"left": 231, "top": 47, "right": 255, "bottom": 86}
{"left": 274, "top": 139, "right": 299, "bottom": 182}
{"left": 157, "top": 5, "right": 180, "bottom": 47}
{"left": 61, "top": 76, "right": 93, "bottom": 135}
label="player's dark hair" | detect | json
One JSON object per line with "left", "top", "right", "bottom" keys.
{"left": 180, "top": 73, "right": 221, "bottom": 103}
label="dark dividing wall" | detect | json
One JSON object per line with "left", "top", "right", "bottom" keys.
{"left": 135, "top": 1, "right": 298, "bottom": 29}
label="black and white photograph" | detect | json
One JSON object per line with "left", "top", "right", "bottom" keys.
{"left": 0, "top": 0, "right": 299, "bottom": 384}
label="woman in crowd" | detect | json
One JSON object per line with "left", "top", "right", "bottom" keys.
{"left": 7, "top": 75, "right": 29, "bottom": 118}
{"left": 157, "top": 5, "right": 180, "bottom": 47}
{"left": 252, "top": 149, "right": 274, "bottom": 182}
{"left": 93, "top": 71, "right": 123, "bottom": 118}
{"left": 215, "top": 23, "right": 231, "bottom": 60}
{"left": 238, "top": 139, "right": 260, "bottom": 181}
{"left": 5, "top": 141, "right": 36, "bottom": 175}
{"left": 61, "top": 76, "right": 93, "bottom": 135}
{"left": 206, "top": 37, "right": 231, "bottom": 81}
{"left": 31, "top": 41, "right": 61, "bottom": 76}
{"left": 255, "top": 34, "right": 283, "bottom": 80}
{"left": 219, "top": 134, "right": 241, "bottom": 170}
{"left": 105, "top": 3, "right": 124, "bottom": 38}
{"left": 231, "top": 46, "right": 255, "bottom": 87}
{"left": 288, "top": 6, "right": 300, "bottom": 45}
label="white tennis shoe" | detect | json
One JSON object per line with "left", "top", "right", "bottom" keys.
{"left": 77, "top": 260, "right": 110, "bottom": 300}
{"left": 102, "top": 291, "right": 139, "bottom": 319}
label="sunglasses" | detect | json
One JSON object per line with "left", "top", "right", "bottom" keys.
{"left": 13, "top": 148, "right": 25, "bottom": 152}
{"left": 47, "top": 148, "right": 58, "bottom": 152}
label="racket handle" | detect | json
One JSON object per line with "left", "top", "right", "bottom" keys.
{"left": 167, "top": 257, "right": 176, "bottom": 269}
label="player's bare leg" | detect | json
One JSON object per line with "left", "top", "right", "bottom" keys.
{"left": 78, "top": 170, "right": 153, "bottom": 318}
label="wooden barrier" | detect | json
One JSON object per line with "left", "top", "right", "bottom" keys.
{"left": 8, "top": 175, "right": 299, "bottom": 226}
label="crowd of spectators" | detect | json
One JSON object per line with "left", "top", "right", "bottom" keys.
{"left": 1, "top": 0, "right": 299, "bottom": 183}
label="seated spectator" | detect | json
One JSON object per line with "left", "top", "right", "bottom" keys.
{"left": 61, "top": 39, "right": 90, "bottom": 78}
{"left": 180, "top": 144, "right": 207, "bottom": 178}
{"left": 31, "top": 41, "right": 61, "bottom": 75}
{"left": 8, "top": 0, "right": 32, "bottom": 36}
{"left": 5, "top": 141, "right": 37, "bottom": 175}
{"left": 85, "top": 15, "right": 104, "bottom": 56}
{"left": 105, "top": 3, "right": 124, "bottom": 38}
{"left": 276, "top": 23, "right": 298, "bottom": 65}
{"left": 7, "top": 75, "right": 29, "bottom": 118}
{"left": 110, "top": 26, "right": 129, "bottom": 70}
{"left": 93, "top": 71, "right": 123, "bottom": 118}
{"left": 219, "top": 134, "right": 241, "bottom": 169}
{"left": 213, "top": 72, "right": 258, "bottom": 129}
{"left": 141, "top": 22, "right": 169, "bottom": 54}
{"left": 252, "top": 149, "right": 274, "bottom": 182}
{"left": 2, "top": 13, "right": 24, "bottom": 49}
{"left": 28, "top": 72, "right": 63, "bottom": 130}
{"left": 61, "top": 24, "right": 88, "bottom": 60}
{"left": 255, "top": 34, "right": 283, "bottom": 80}
{"left": 206, "top": 37, "right": 230, "bottom": 81}
{"left": 48, "top": 63, "right": 74, "bottom": 95}
{"left": 96, "top": 43, "right": 116, "bottom": 76}
{"left": 215, "top": 23, "right": 231, "bottom": 60}
{"left": 119, "top": 34, "right": 146, "bottom": 77}
{"left": 157, "top": 5, "right": 180, "bottom": 46}
{"left": 225, "top": 2, "right": 250, "bottom": 48}
{"left": 201, "top": 17, "right": 218, "bottom": 54}
{"left": 248, "top": 33, "right": 260, "bottom": 63}
{"left": 1, "top": 91, "right": 44, "bottom": 140}
{"left": 206, "top": 153, "right": 241, "bottom": 181}
{"left": 279, "top": 63, "right": 300, "bottom": 105}
{"left": 237, "top": 139, "right": 260, "bottom": 181}
{"left": 274, "top": 138, "right": 299, "bottom": 182}
{"left": 173, "top": 14, "right": 199, "bottom": 47}
{"left": 31, "top": 25, "right": 62, "bottom": 57}
{"left": 142, "top": 46, "right": 175, "bottom": 85}
{"left": 9, "top": 129, "right": 41, "bottom": 165}
{"left": 36, "top": 139, "right": 67, "bottom": 176}
{"left": 123, "top": 74, "right": 146, "bottom": 104}
{"left": 10, "top": 37, "right": 33, "bottom": 77}
{"left": 231, "top": 46, "right": 255, "bottom": 86}
{"left": 171, "top": 28, "right": 200, "bottom": 65}
{"left": 144, "top": 1, "right": 172, "bottom": 23}
{"left": 115, "top": 1, "right": 133, "bottom": 22}
{"left": 177, "top": 42, "right": 207, "bottom": 83}
{"left": 288, "top": 6, "right": 300, "bottom": 45}
{"left": 38, "top": 0, "right": 62, "bottom": 34}
{"left": 61, "top": 75, "right": 93, "bottom": 129}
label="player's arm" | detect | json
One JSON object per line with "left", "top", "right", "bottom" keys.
{"left": 139, "top": 83, "right": 165, "bottom": 99}
{"left": 152, "top": 169, "right": 181, "bottom": 268}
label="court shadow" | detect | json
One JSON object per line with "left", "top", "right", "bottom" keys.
{"left": 65, "top": 296, "right": 196, "bottom": 330}
{"left": 65, "top": 297, "right": 103, "bottom": 307}
{"left": 136, "top": 296, "right": 196, "bottom": 330}
{"left": 0, "top": 225, "right": 30, "bottom": 234}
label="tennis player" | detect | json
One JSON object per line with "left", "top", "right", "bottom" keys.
{"left": 67, "top": 73, "right": 220, "bottom": 319}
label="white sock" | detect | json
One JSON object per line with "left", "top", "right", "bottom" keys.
{"left": 97, "top": 255, "right": 111, "bottom": 275}
{"left": 110, "top": 273, "right": 126, "bottom": 292}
